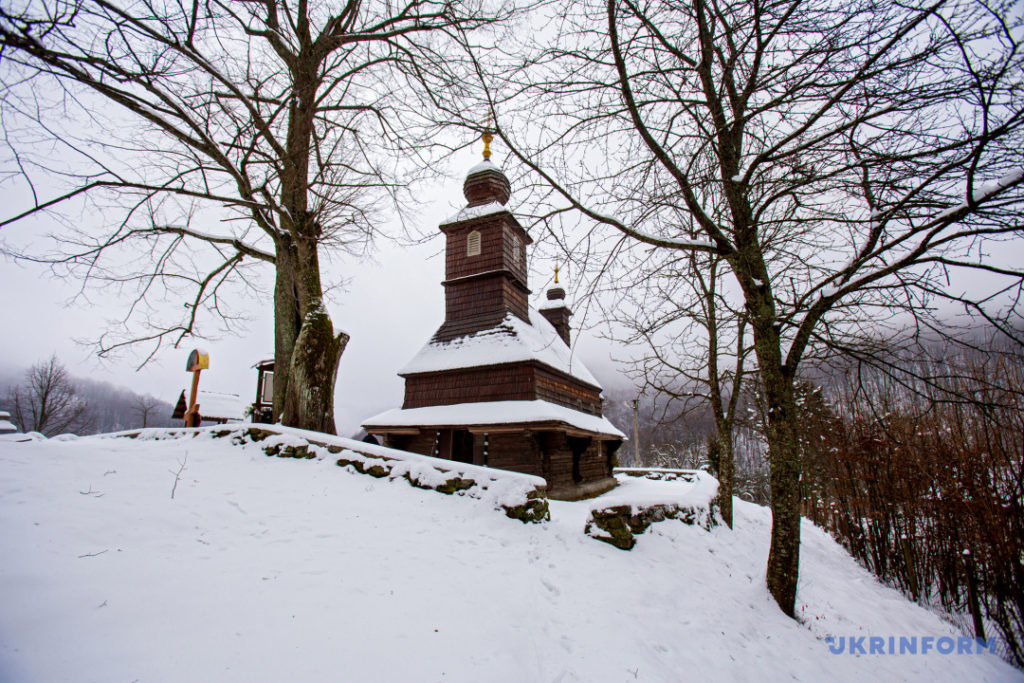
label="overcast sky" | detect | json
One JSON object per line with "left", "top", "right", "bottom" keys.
{"left": 0, "top": 145, "right": 631, "bottom": 435}
{"left": 3, "top": 11, "right": 1018, "bottom": 439}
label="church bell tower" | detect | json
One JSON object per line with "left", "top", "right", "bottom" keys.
{"left": 434, "top": 132, "right": 533, "bottom": 342}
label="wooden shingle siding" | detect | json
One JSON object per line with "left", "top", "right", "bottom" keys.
{"left": 462, "top": 169, "right": 510, "bottom": 206}
{"left": 384, "top": 431, "right": 439, "bottom": 457}
{"left": 535, "top": 367, "right": 602, "bottom": 415}
{"left": 536, "top": 432, "right": 614, "bottom": 491}
{"left": 445, "top": 218, "right": 506, "bottom": 279}
{"left": 401, "top": 361, "right": 601, "bottom": 410}
{"left": 539, "top": 307, "right": 571, "bottom": 346}
{"left": 440, "top": 272, "right": 529, "bottom": 336}
{"left": 485, "top": 432, "right": 544, "bottom": 475}
{"left": 403, "top": 365, "right": 535, "bottom": 408}
{"left": 444, "top": 273, "right": 505, "bottom": 321}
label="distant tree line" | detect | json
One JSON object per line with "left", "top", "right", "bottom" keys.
{"left": 1, "top": 355, "right": 175, "bottom": 436}
{"left": 602, "top": 386, "right": 771, "bottom": 507}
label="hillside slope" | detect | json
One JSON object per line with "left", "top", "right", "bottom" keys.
{"left": 0, "top": 431, "right": 1019, "bottom": 682}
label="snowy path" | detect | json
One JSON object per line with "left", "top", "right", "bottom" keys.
{"left": 1, "top": 434, "right": 1019, "bottom": 682}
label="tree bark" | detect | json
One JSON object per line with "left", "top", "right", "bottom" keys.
{"left": 272, "top": 237, "right": 301, "bottom": 423}
{"left": 744, "top": 273, "right": 802, "bottom": 616}
{"left": 716, "top": 427, "right": 735, "bottom": 528}
{"left": 760, "top": 359, "right": 802, "bottom": 617}
{"left": 283, "top": 307, "right": 348, "bottom": 434}
{"left": 279, "top": 234, "right": 347, "bottom": 434}
{"left": 273, "top": 42, "right": 347, "bottom": 433}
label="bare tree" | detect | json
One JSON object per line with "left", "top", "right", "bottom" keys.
{"left": 133, "top": 394, "right": 162, "bottom": 429}
{"left": 469, "top": 0, "right": 1024, "bottom": 615}
{"left": 609, "top": 248, "right": 750, "bottom": 527}
{"left": 9, "top": 355, "right": 92, "bottom": 436}
{"left": 0, "top": 0, "right": 505, "bottom": 433}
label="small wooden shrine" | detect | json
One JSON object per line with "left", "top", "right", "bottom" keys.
{"left": 251, "top": 358, "right": 275, "bottom": 423}
{"left": 363, "top": 135, "right": 623, "bottom": 500}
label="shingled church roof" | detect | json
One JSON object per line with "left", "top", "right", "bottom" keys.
{"left": 363, "top": 399, "right": 624, "bottom": 438}
{"left": 398, "top": 307, "right": 601, "bottom": 390}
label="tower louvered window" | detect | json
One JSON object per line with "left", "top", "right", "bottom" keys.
{"left": 512, "top": 234, "right": 522, "bottom": 268}
{"left": 467, "top": 230, "right": 481, "bottom": 257}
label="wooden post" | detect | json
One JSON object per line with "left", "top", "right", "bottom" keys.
{"left": 184, "top": 349, "right": 209, "bottom": 428}
{"left": 185, "top": 369, "right": 202, "bottom": 427}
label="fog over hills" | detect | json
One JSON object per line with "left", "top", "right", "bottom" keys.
{"left": 0, "top": 366, "right": 176, "bottom": 435}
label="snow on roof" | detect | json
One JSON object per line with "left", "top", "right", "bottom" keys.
{"left": 538, "top": 296, "right": 567, "bottom": 311}
{"left": 363, "top": 399, "right": 625, "bottom": 438}
{"left": 441, "top": 200, "right": 509, "bottom": 225}
{"left": 0, "top": 418, "right": 17, "bottom": 435}
{"left": 190, "top": 390, "right": 247, "bottom": 421}
{"left": 467, "top": 159, "right": 502, "bottom": 175}
{"left": 399, "top": 308, "right": 601, "bottom": 389}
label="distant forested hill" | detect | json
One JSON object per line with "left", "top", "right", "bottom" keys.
{"left": 0, "top": 367, "right": 176, "bottom": 435}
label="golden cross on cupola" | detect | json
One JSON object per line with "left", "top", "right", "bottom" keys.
{"left": 482, "top": 130, "right": 493, "bottom": 160}
{"left": 554, "top": 264, "right": 560, "bottom": 284}
{"left": 482, "top": 111, "right": 495, "bottom": 160}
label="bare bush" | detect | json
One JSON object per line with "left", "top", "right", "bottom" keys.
{"left": 801, "top": 352, "right": 1024, "bottom": 667}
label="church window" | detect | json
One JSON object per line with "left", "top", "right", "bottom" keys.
{"left": 466, "top": 230, "right": 481, "bottom": 257}
{"left": 512, "top": 234, "right": 522, "bottom": 268}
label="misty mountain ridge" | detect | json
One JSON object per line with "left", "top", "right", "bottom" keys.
{"left": 0, "top": 368, "right": 176, "bottom": 435}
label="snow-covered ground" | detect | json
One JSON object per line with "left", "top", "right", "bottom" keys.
{"left": 1, "top": 431, "right": 1020, "bottom": 682}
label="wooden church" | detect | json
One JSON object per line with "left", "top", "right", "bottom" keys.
{"left": 363, "top": 135, "right": 624, "bottom": 500}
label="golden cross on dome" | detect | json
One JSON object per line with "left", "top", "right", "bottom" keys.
{"left": 482, "top": 130, "right": 493, "bottom": 160}
{"left": 482, "top": 111, "right": 495, "bottom": 160}
{"left": 554, "top": 264, "right": 560, "bottom": 284}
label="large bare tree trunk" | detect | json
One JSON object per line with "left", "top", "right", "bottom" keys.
{"left": 278, "top": 233, "right": 348, "bottom": 434}
{"left": 760, "top": 361, "right": 802, "bottom": 617}
{"left": 272, "top": 238, "right": 301, "bottom": 423}
{"left": 272, "top": 51, "right": 347, "bottom": 433}
{"left": 746, "top": 279, "right": 802, "bottom": 616}
{"left": 283, "top": 307, "right": 348, "bottom": 434}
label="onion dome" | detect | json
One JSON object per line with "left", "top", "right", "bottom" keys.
{"left": 463, "top": 130, "right": 511, "bottom": 206}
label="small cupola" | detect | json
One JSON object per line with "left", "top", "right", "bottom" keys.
{"left": 539, "top": 266, "right": 573, "bottom": 346}
{"left": 462, "top": 130, "right": 511, "bottom": 206}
